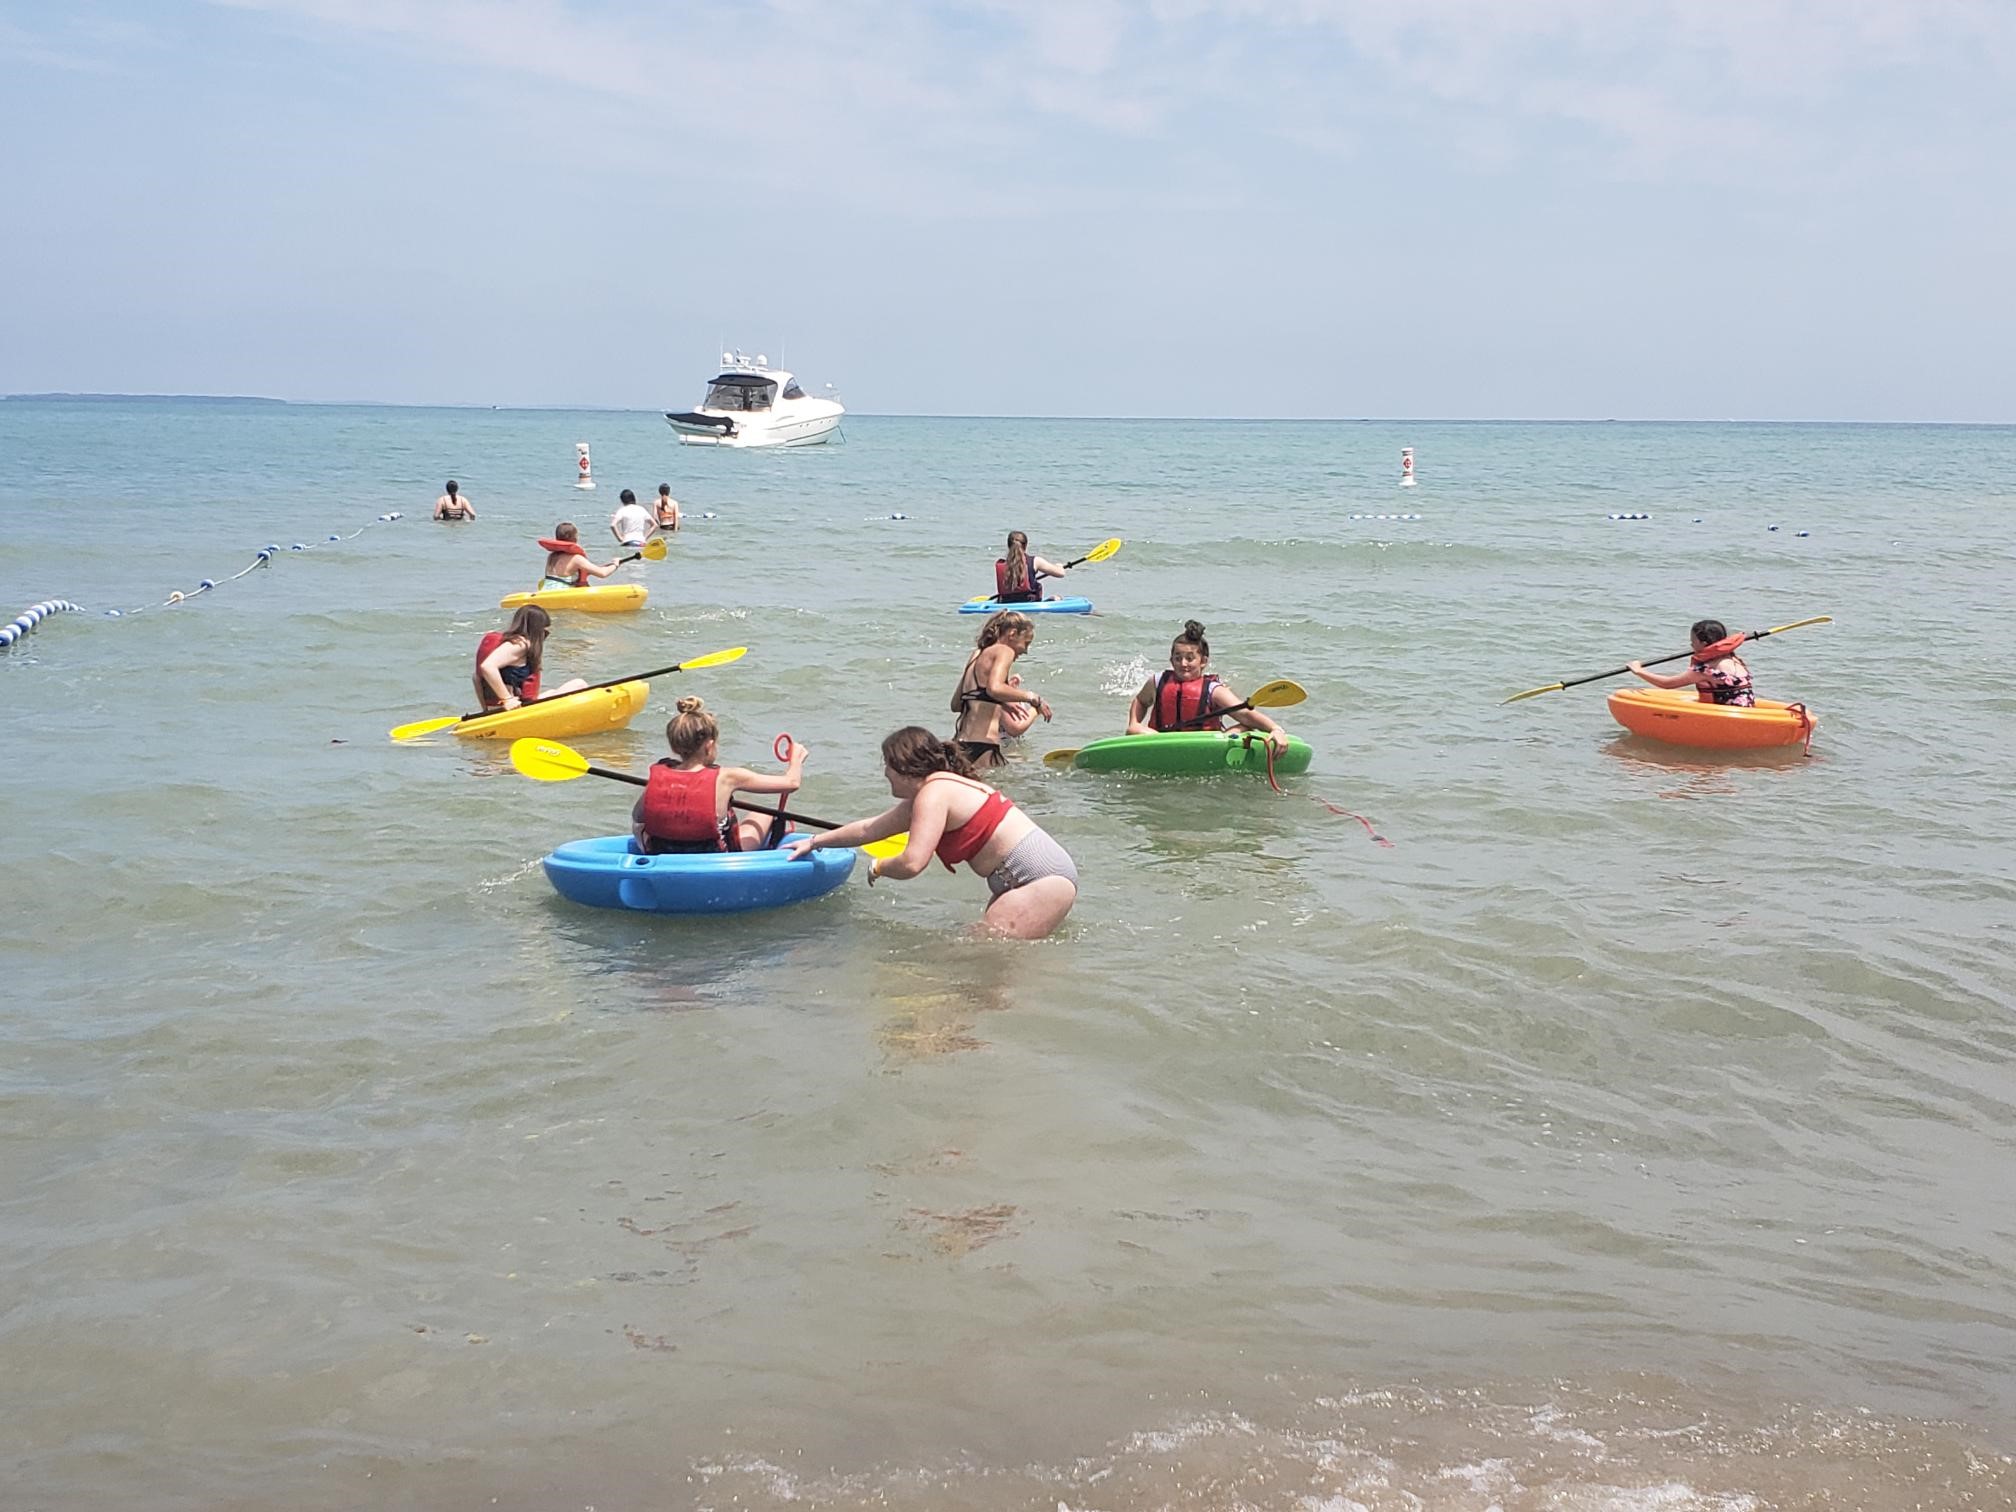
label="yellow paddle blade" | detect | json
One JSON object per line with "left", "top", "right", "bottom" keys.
{"left": 509, "top": 737, "right": 593, "bottom": 782}
{"left": 1081, "top": 537, "right": 1123, "bottom": 564}
{"left": 862, "top": 834, "right": 908, "bottom": 860}
{"left": 677, "top": 645, "right": 748, "bottom": 671}
{"left": 1765, "top": 614, "right": 1832, "bottom": 635}
{"left": 639, "top": 537, "right": 667, "bottom": 561}
{"left": 1500, "top": 682, "right": 1565, "bottom": 706}
{"left": 389, "top": 715, "right": 464, "bottom": 742}
{"left": 1042, "top": 748, "right": 1081, "bottom": 768}
{"left": 1248, "top": 678, "right": 1307, "bottom": 708}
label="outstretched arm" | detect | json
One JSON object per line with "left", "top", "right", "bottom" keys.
{"left": 723, "top": 748, "right": 807, "bottom": 799}
{"left": 789, "top": 801, "right": 911, "bottom": 855}
{"left": 1628, "top": 661, "right": 1704, "bottom": 690}
{"left": 1032, "top": 555, "right": 1069, "bottom": 580}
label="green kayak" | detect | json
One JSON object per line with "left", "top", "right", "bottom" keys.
{"left": 1071, "top": 730, "right": 1314, "bottom": 775}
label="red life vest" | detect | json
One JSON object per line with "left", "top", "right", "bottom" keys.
{"left": 1152, "top": 670, "right": 1222, "bottom": 731}
{"left": 473, "top": 630, "right": 540, "bottom": 707}
{"left": 538, "top": 537, "right": 589, "bottom": 586}
{"left": 994, "top": 558, "right": 1040, "bottom": 603}
{"left": 638, "top": 763, "right": 726, "bottom": 850}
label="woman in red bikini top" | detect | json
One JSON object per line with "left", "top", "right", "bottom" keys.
{"left": 1626, "top": 618, "right": 1757, "bottom": 707}
{"left": 786, "top": 726, "right": 1078, "bottom": 941}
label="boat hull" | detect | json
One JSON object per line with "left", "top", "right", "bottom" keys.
{"left": 1606, "top": 687, "right": 1816, "bottom": 749}
{"left": 666, "top": 408, "right": 842, "bottom": 448}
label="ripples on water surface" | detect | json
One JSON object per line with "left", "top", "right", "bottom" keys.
{"left": 2, "top": 404, "right": 2013, "bottom": 1508}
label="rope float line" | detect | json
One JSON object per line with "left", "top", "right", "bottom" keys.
{"left": 100, "top": 511, "right": 405, "bottom": 619}
{"left": 0, "top": 599, "right": 84, "bottom": 650}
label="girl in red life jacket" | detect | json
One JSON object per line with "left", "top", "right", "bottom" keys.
{"left": 538, "top": 521, "right": 622, "bottom": 590}
{"left": 948, "top": 611, "right": 1051, "bottom": 769}
{"left": 631, "top": 697, "right": 809, "bottom": 855}
{"left": 992, "top": 530, "right": 1068, "bottom": 604}
{"left": 1627, "top": 618, "right": 1757, "bottom": 707}
{"left": 1125, "top": 619, "right": 1289, "bottom": 749}
{"left": 786, "top": 726, "right": 1077, "bottom": 940}
{"left": 473, "top": 606, "right": 589, "bottom": 711}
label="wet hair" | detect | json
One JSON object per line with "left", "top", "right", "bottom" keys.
{"left": 665, "top": 695, "right": 719, "bottom": 759}
{"left": 1173, "top": 618, "right": 1210, "bottom": 660}
{"left": 620, "top": 488, "right": 637, "bottom": 506}
{"left": 502, "top": 605, "right": 551, "bottom": 673}
{"left": 1003, "top": 530, "right": 1029, "bottom": 593}
{"left": 975, "top": 610, "right": 1033, "bottom": 650}
{"left": 553, "top": 521, "right": 579, "bottom": 542}
{"left": 445, "top": 480, "right": 458, "bottom": 495}
{"left": 658, "top": 484, "right": 672, "bottom": 497}
{"left": 881, "top": 725, "right": 978, "bottom": 780}
{"left": 1692, "top": 619, "right": 1730, "bottom": 646}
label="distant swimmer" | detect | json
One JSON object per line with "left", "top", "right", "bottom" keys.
{"left": 1127, "top": 619, "right": 1289, "bottom": 749}
{"left": 433, "top": 480, "right": 476, "bottom": 521}
{"left": 655, "top": 484, "right": 681, "bottom": 533}
{"left": 609, "top": 489, "right": 655, "bottom": 548}
{"left": 473, "top": 606, "right": 588, "bottom": 711}
{"left": 1628, "top": 618, "right": 1756, "bottom": 706}
{"left": 538, "top": 522, "right": 622, "bottom": 589}
{"left": 632, "top": 697, "right": 808, "bottom": 854}
{"left": 949, "top": 611, "right": 1050, "bottom": 769}
{"left": 992, "top": 530, "right": 1067, "bottom": 603}
{"left": 787, "top": 727, "right": 1078, "bottom": 940}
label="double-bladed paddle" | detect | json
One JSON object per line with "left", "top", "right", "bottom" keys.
{"left": 506, "top": 738, "right": 909, "bottom": 860}
{"left": 1041, "top": 678, "right": 1308, "bottom": 768}
{"left": 1499, "top": 615, "right": 1832, "bottom": 705}
{"left": 965, "top": 537, "right": 1124, "bottom": 604}
{"left": 389, "top": 645, "right": 747, "bottom": 741}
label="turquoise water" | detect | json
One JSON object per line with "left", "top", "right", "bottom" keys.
{"left": 3, "top": 399, "right": 2014, "bottom": 1509}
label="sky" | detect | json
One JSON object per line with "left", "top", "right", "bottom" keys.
{"left": 1, "top": 0, "right": 2012, "bottom": 420}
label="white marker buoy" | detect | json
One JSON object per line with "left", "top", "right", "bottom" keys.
{"left": 1399, "top": 448, "right": 1416, "bottom": 488}
{"left": 575, "top": 442, "right": 595, "bottom": 490}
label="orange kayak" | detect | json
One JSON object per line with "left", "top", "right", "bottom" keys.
{"left": 1606, "top": 687, "right": 1816, "bottom": 750}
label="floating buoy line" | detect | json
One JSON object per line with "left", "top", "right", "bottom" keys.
{"left": 2, "top": 510, "right": 403, "bottom": 649}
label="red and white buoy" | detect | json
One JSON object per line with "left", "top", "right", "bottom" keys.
{"left": 575, "top": 442, "right": 595, "bottom": 490}
{"left": 1399, "top": 448, "right": 1416, "bottom": 488}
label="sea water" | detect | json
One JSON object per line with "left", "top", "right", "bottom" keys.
{"left": 3, "top": 399, "right": 2013, "bottom": 1509}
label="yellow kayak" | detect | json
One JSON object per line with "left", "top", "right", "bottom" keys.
{"left": 498, "top": 584, "right": 648, "bottom": 613}
{"left": 452, "top": 681, "right": 649, "bottom": 740}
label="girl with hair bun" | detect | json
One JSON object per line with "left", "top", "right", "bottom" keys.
{"left": 632, "top": 696, "right": 809, "bottom": 854}
{"left": 1626, "top": 618, "right": 1757, "bottom": 706}
{"left": 787, "top": 726, "right": 1077, "bottom": 940}
{"left": 1125, "top": 619, "right": 1289, "bottom": 749}
{"left": 949, "top": 610, "right": 1051, "bottom": 768}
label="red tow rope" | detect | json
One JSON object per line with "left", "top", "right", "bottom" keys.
{"left": 1785, "top": 704, "right": 1815, "bottom": 757}
{"left": 774, "top": 732, "right": 795, "bottom": 762}
{"left": 1255, "top": 735, "right": 1394, "bottom": 847}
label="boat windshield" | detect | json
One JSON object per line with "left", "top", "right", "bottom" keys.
{"left": 781, "top": 380, "right": 806, "bottom": 400}
{"left": 702, "top": 375, "right": 775, "bottom": 411}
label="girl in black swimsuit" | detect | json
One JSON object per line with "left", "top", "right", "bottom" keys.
{"left": 949, "top": 611, "right": 1050, "bottom": 768}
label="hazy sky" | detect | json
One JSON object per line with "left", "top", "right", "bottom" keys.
{"left": 3, "top": 1, "right": 2011, "bottom": 419}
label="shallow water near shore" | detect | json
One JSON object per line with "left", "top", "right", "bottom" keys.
{"left": 3, "top": 401, "right": 2014, "bottom": 1509}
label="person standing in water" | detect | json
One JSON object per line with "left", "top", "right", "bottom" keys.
{"left": 1126, "top": 619, "right": 1289, "bottom": 748}
{"left": 654, "top": 484, "right": 681, "bottom": 533}
{"left": 992, "top": 531, "right": 1067, "bottom": 603}
{"left": 433, "top": 480, "right": 476, "bottom": 521}
{"left": 949, "top": 610, "right": 1050, "bottom": 768}
{"left": 787, "top": 727, "right": 1078, "bottom": 940}
{"left": 608, "top": 489, "right": 655, "bottom": 548}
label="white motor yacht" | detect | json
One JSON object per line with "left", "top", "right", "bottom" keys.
{"left": 664, "top": 351, "right": 844, "bottom": 447}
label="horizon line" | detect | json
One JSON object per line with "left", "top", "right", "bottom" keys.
{"left": 3, "top": 393, "right": 2011, "bottom": 427}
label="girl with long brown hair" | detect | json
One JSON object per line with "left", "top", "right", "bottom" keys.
{"left": 787, "top": 727, "right": 1077, "bottom": 940}
{"left": 472, "top": 605, "right": 589, "bottom": 710}
{"left": 993, "top": 530, "right": 1068, "bottom": 603}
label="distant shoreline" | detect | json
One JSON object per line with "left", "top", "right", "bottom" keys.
{"left": 2, "top": 394, "right": 2008, "bottom": 426}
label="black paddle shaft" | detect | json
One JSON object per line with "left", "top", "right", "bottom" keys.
{"left": 1559, "top": 628, "right": 1766, "bottom": 693}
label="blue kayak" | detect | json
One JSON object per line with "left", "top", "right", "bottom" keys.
{"left": 541, "top": 834, "right": 855, "bottom": 915}
{"left": 958, "top": 596, "right": 1094, "bottom": 615}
